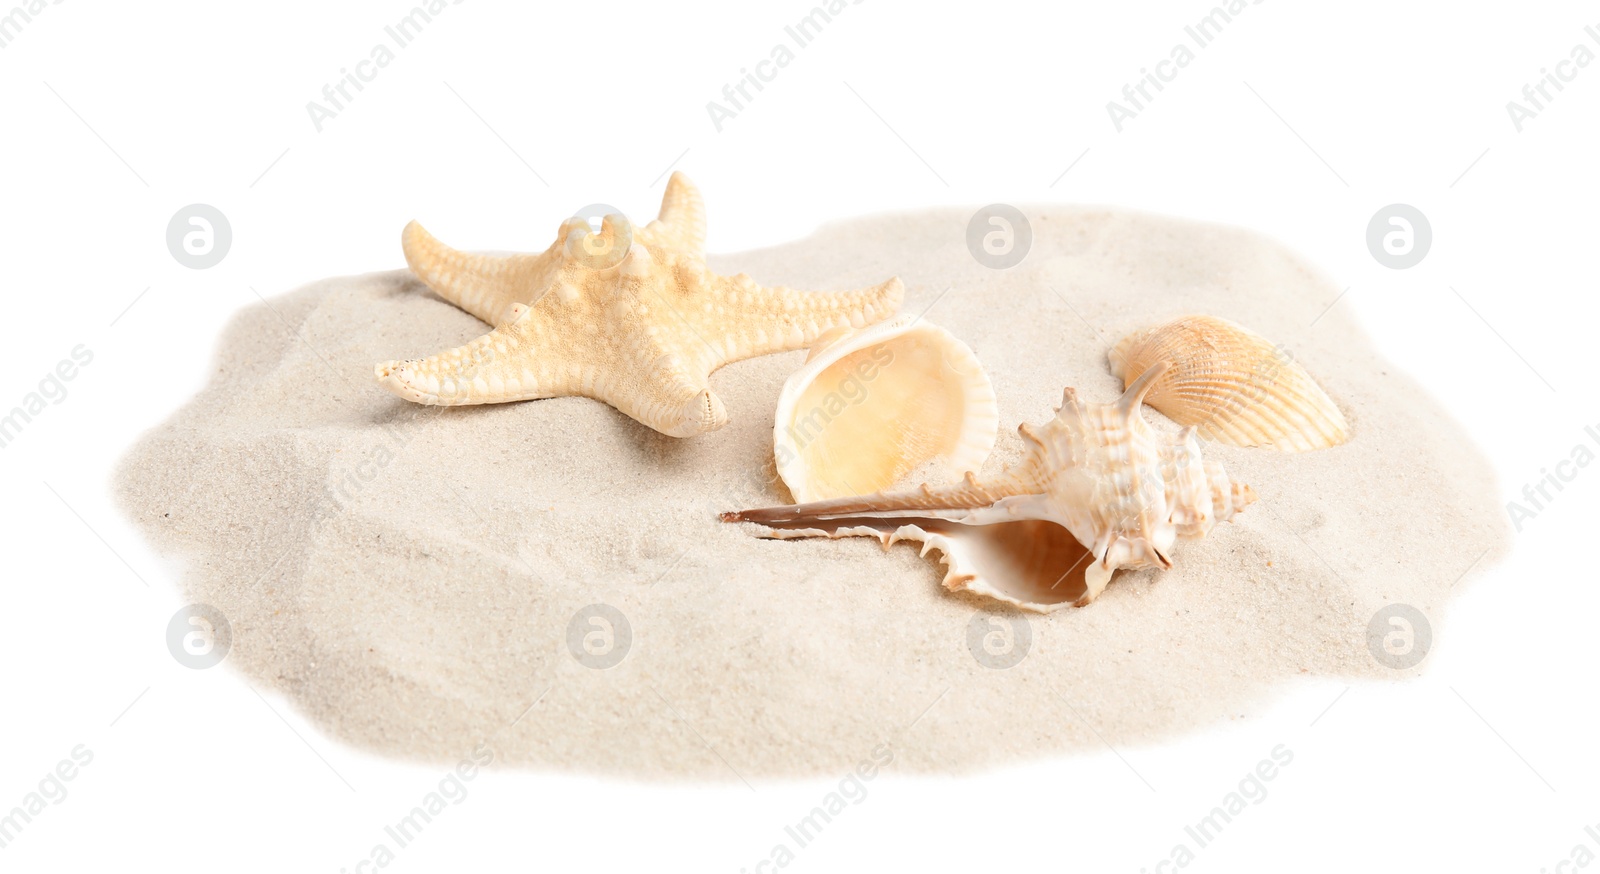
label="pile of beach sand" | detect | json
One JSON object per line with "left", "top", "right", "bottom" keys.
{"left": 116, "top": 207, "right": 1507, "bottom": 779}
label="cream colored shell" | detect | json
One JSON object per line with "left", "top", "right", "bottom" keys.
{"left": 727, "top": 363, "right": 1256, "bottom": 611}
{"left": 1110, "top": 315, "right": 1349, "bottom": 452}
{"left": 773, "top": 317, "right": 998, "bottom": 503}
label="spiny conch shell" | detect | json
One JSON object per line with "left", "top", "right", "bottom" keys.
{"left": 773, "top": 316, "right": 998, "bottom": 503}
{"left": 1109, "top": 315, "right": 1349, "bottom": 452}
{"left": 724, "top": 363, "right": 1257, "bottom": 612}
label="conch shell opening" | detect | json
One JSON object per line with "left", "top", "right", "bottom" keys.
{"left": 749, "top": 516, "right": 1096, "bottom": 610}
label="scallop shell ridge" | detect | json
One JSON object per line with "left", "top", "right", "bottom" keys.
{"left": 1110, "top": 315, "right": 1349, "bottom": 452}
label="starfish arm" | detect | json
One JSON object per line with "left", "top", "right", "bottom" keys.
{"left": 637, "top": 172, "right": 706, "bottom": 258}
{"left": 695, "top": 272, "right": 905, "bottom": 365}
{"left": 374, "top": 305, "right": 579, "bottom": 406}
{"left": 402, "top": 221, "right": 562, "bottom": 327}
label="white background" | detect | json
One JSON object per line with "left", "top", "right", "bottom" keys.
{"left": 1, "top": 0, "right": 1594, "bottom": 871}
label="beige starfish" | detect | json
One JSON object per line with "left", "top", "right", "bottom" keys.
{"left": 376, "top": 173, "right": 904, "bottom": 437}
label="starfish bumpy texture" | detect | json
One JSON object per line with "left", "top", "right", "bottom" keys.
{"left": 376, "top": 173, "right": 905, "bottom": 437}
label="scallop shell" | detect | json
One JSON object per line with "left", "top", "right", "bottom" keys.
{"left": 1109, "top": 315, "right": 1349, "bottom": 452}
{"left": 773, "top": 316, "right": 998, "bottom": 503}
{"left": 727, "top": 363, "right": 1256, "bottom": 611}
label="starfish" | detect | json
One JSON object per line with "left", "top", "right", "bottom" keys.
{"left": 376, "top": 173, "right": 904, "bottom": 437}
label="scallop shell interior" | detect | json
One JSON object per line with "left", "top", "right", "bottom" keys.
{"left": 1110, "top": 315, "right": 1349, "bottom": 452}
{"left": 773, "top": 316, "right": 998, "bottom": 503}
